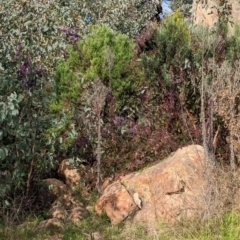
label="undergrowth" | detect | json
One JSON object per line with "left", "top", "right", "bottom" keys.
{"left": 1, "top": 210, "right": 240, "bottom": 239}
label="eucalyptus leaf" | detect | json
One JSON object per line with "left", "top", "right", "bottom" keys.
{"left": 0, "top": 148, "right": 8, "bottom": 160}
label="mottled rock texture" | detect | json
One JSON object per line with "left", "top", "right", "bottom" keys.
{"left": 95, "top": 145, "right": 208, "bottom": 225}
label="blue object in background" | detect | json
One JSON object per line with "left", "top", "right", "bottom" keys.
{"left": 161, "top": 0, "right": 172, "bottom": 18}
{"left": 86, "top": 15, "right": 93, "bottom": 23}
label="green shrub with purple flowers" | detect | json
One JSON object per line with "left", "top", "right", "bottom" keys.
{"left": 2, "top": 0, "right": 240, "bottom": 235}
{"left": 0, "top": 0, "right": 158, "bottom": 219}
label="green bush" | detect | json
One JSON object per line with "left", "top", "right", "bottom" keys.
{"left": 157, "top": 11, "right": 191, "bottom": 66}
{"left": 226, "top": 24, "right": 240, "bottom": 63}
{"left": 54, "top": 25, "right": 136, "bottom": 112}
{"left": 141, "top": 11, "right": 191, "bottom": 88}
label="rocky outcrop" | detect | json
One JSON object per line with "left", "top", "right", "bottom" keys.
{"left": 38, "top": 159, "right": 85, "bottom": 231}
{"left": 58, "top": 159, "right": 81, "bottom": 189}
{"left": 192, "top": 0, "right": 240, "bottom": 31}
{"left": 49, "top": 194, "right": 85, "bottom": 224}
{"left": 95, "top": 145, "right": 209, "bottom": 225}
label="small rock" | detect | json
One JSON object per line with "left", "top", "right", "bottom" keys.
{"left": 58, "top": 159, "right": 81, "bottom": 188}
{"left": 68, "top": 206, "right": 85, "bottom": 224}
{"left": 89, "top": 232, "right": 102, "bottom": 240}
{"left": 37, "top": 218, "right": 63, "bottom": 232}
{"left": 42, "top": 178, "right": 67, "bottom": 197}
{"left": 133, "top": 192, "right": 142, "bottom": 209}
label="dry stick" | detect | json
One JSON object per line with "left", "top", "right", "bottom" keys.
{"left": 92, "top": 80, "right": 109, "bottom": 195}
{"left": 200, "top": 58, "right": 217, "bottom": 220}
{"left": 179, "top": 101, "right": 196, "bottom": 145}
{"left": 229, "top": 117, "right": 236, "bottom": 172}
{"left": 229, "top": 72, "right": 236, "bottom": 172}
{"left": 26, "top": 130, "right": 36, "bottom": 197}
{"left": 12, "top": 191, "right": 25, "bottom": 223}
{"left": 26, "top": 158, "right": 34, "bottom": 197}
{"left": 212, "top": 125, "right": 220, "bottom": 154}
{"left": 201, "top": 57, "right": 209, "bottom": 164}
{"left": 96, "top": 105, "right": 102, "bottom": 195}
{"left": 208, "top": 97, "right": 214, "bottom": 160}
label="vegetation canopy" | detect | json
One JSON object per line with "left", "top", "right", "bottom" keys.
{"left": 1, "top": 0, "right": 240, "bottom": 238}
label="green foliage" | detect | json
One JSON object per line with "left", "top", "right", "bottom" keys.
{"left": 79, "top": 25, "right": 135, "bottom": 100}
{"left": 54, "top": 25, "right": 136, "bottom": 112}
{"left": 49, "top": 25, "right": 138, "bottom": 170}
{"left": 1, "top": 204, "right": 240, "bottom": 240}
{"left": 226, "top": 24, "right": 240, "bottom": 63}
{"left": 170, "top": 0, "right": 193, "bottom": 17}
{"left": 52, "top": 47, "right": 83, "bottom": 112}
{"left": 142, "top": 11, "right": 191, "bottom": 87}
{"left": 0, "top": 0, "right": 153, "bottom": 205}
{"left": 80, "top": 25, "right": 131, "bottom": 80}
{"left": 0, "top": 0, "right": 73, "bottom": 212}
{"left": 0, "top": 223, "right": 49, "bottom": 240}
{"left": 157, "top": 11, "right": 190, "bottom": 66}
{"left": 0, "top": 63, "right": 53, "bottom": 199}
{"left": 190, "top": 26, "right": 218, "bottom": 66}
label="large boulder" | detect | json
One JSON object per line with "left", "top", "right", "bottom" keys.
{"left": 192, "top": 0, "right": 240, "bottom": 31}
{"left": 95, "top": 145, "right": 209, "bottom": 225}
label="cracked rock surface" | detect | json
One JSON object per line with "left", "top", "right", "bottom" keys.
{"left": 95, "top": 145, "right": 208, "bottom": 225}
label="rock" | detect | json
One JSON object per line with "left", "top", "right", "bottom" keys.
{"left": 133, "top": 192, "right": 142, "bottom": 209}
{"left": 49, "top": 194, "right": 85, "bottom": 224}
{"left": 58, "top": 159, "right": 81, "bottom": 188}
{"left": 49, "top": 200, "right": 68, "bottom": 220}
{"left": 192, "top": 0, "right": 240, "bottom": 32}
{"left": 37, "top": 218, "right": 63, "bottom": 232}
{"left": 86, "top": 205, "right": 94, "bottom": 213}
{"left": 95, "top": 181, "right": 137, "bottom": 224}
{"left": 61, "top": 194, "right": 84, "bottom": 208}
{"left": 95, "top": 145, "right": 208, "bottom": 225}
{"left": 42, "top": 178, "right": 67, "bottom": 197}
{"left": 101, "top": 176, "right": 114, "bottom": 192}
{"left": 89, "top": 232, "right": 102, "bottom": 240}
{"left": 67, "top": 206, "right": 85, "bottom": 224}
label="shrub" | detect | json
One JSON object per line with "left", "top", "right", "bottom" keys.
{"left": 53, "top": 24, "right": 136, "bottom": 113}
{"left": 141, "top": 11, "right": 191, "bottom": 89}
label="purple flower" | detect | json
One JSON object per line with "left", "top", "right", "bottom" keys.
{"left": 36, "top": 67, "right": 44, "bottom": 76}
{"left": 21, "top": 64, "right": 28, "bottom": 75}
{"left": 15, "top": 43, "right": 24, "bottom": 57}
{"left": 113, "top": 116, "right": 125, "bottom": 126}
{"left": 168, "top": 91, "right": 175, "bottom": 108}
{"left": 27, "top": 79, "right": 35, "bottom": 88}
{"left": 17, "top": 63, "right": 29, "bottom": 81}
{"left": 62, "top": 28, "right": 81, "bottom": 44}
{"left": 128, "top": 127, "right": 137, "bottom": 134}
{"left": 168, "top": 91, "right": 174, "bottom": 101}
